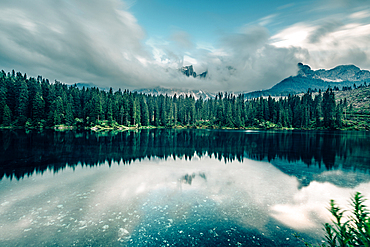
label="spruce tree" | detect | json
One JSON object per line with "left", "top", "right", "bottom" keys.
{"left": 322, "top": 89, "right": 336, "bottom": 128}
{"left": 133, "top": 97, "right": 141, "bottom": 126}
{"left": 140, "top": 97, "right": 149, "bottom": 126}
{"left": 2, "top": 104, "right": 12, "bottom": 126}
{"left": 32, "top": 91, "right": 45, "bottom": 124}
{"left": 0, "top": 84, "right": 7, "bottom": 124}
{"left": 53, "top": 110, "right": 61, "bottom": 125}
{"left": 107, "top": 99, "right": 113, "bottom": 123}
{"left": 16, "top": 80, "right": 29, "bottom": 125}
{"left": 65, "top": 102, "right": 74, "bottom": 126}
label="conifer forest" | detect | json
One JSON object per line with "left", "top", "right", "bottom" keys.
{"left": 0, "top": 70, "right": 345, "bottom": 129}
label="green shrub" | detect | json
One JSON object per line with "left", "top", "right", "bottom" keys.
{"left": 299, "top": 192, "right": 370, "bottom": 246}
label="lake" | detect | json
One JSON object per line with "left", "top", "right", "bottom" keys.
{"left": 0, "top": 129, "right": 370, "bottom": 246}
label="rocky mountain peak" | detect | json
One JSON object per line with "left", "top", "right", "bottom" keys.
{"left": 181, "top": 65, "right": 196, "bottom": 77}
{"left": 243, "top": 63, "right": 370, "bottom": 99}
{"left": 297, "top": 63, "right": 313, "bottom": 77}
{"left": 180, "top": 65, "right": 207, "bottom": 78}
{"left": 297, "top": 63, "right": 369, "bottom": 82}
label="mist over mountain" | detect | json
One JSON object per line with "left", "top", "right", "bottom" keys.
{"left": 76, "top": 63, "right": 370, "bottom": 100}
{"left": 180, "top": 65, "right": 208, "bottom": 79}
{"left": 133, "top": 65, "right": 210, "bottom": 99}
{"left": 135, "top": 63, "right": 370, "bottom": 99}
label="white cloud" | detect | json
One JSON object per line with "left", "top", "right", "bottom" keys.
{"left": 271, "top": 23, "right": 315, "bottom": 48}
{"left": 1, "top": 0, "right": 370, "bottom": 93}
{"left": 270, "top": 16, "right": 370, "bottom": 70}
{"left": 258, "top": 14, "right": 278, "bottom": 26}
{"left": 183, "top": 55, "right": 197, "bottom": 66}
{"left": 0, "top": 0, "right": 160, "bottom": 88}
{"left": 0, "top": 0, "right": 305, "bottom": 93}
{"left": 349, "top": 10, "right": 370, "bottom": 19}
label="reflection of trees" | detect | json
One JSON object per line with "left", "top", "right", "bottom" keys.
{"left": 0, "top": 129, "right": 369, "bottom": 180}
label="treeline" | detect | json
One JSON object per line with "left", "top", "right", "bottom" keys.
{"left": 0, "top": 70, "right": 345, "bottom": 129}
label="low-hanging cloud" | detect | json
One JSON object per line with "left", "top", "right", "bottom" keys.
{"left": 0, "top": 0, "right": 302, "bottom": 93}
{"left": 191, "top": 26, "right": 303, "bottom": 92}
{"left": 1, "top": 0, "right": 370, "bottom": 93}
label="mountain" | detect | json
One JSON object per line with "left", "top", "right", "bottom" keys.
{"left": 243, "top": 63, "right": 370, "bottom": 99}
{"left": 133, "top": 86, "right": 215, "bottom": 100}
{"left": 180, "top": 65, "right": 208, "bottom": 78}
{"left": 136, "top": 63, "right": 370, "bottom": 100}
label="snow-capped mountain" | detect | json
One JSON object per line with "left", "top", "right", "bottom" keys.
{"left": 133, "top": 86, "right": 215, "bottom": 100}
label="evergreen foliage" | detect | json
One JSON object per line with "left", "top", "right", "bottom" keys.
{"left": 0, "top": 70, "right": 345, "bottom": 129}
{"left": 298, "top": 192, "right": 370, "bottom": 247}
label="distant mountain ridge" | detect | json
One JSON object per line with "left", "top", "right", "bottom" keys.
{"left": 85, "top": 63, "right": 370, "bottom": 100}
{"left": 243, "top": 63, "right": 370, "bottom": 99}
{"left": 133, "top": 86, "right": 215, "bottom": 100}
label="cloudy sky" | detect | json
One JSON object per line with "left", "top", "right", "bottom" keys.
{"left": 1, "top": 0, "right": 370, "bottom": 92}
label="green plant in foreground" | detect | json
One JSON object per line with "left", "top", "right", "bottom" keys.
{"left": 297, "top": 192, "right": 370, "bottom": 246}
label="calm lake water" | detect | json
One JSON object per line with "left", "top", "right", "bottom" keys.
{"left": 0, "top": 129, "right": 370, "bottom": 246}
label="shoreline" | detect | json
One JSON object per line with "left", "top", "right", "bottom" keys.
{"left": 0, "top": 124, "right": 368, "bottom": 131}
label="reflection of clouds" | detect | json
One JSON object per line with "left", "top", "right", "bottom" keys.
{"left": 1, "top": 155, "right": 370, "bottom": 245}
{"left": 270, "top": 181, "right": 370, "bottom": 231}
{"left": 0, "top": 167, "right": 105, "bottom": 241}
{"left": 0, "top": 183, "right": 46, "bottom": 214}
{"left": 86, "top": 156, "right": 370, "bottom": 236}
{"left": 85, "top": 156, "right": 309, "bottom": 234}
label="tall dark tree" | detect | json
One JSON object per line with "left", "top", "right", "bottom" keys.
{"left": 322, "top": 89, "right": 336, "bottom": 128}
{"left": 2, "top": 104, "right": 12, "bottom": 126}
{"left": 32, "top": 91, "right": 45, "bottom": 123}
{"left": 0, "top": 82, "right": 6, "bottom": 124}
{"left": 65, "top": 95, "right": 74, "bottom": 126}
{"left": 16, "top": 79, "right": 29, "bottom": 125}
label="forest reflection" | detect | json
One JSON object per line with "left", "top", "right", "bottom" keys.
{"left": 1, "top": 129, "right": 369, "bottom": 180}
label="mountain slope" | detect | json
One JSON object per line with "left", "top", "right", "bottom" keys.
{"left": 244, "top": 63, "right": 370, "bottom": 99}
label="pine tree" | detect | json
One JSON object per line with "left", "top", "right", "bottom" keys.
{"left": 140, "top": 97, "right": 149, "bottom": 126}
{"left": 322, "top": 89, "right": 336, "bottom": 128}
{"left": 41, "top": 79, "right": 52, "bottom": 116}
{"left": 160, "top": 95, "right": 166, "bottom": 126}
{"left": 53, "top": 110, "right": 61, "bottom": 125}
{"left": 107, "top": 98, "right": 113, "bottom": 123}
{"left": 0, "top": 83, "right": 7, "bottom": 124}
{"left": 225, "top": 100, "right": 234, "bottom": 127}
{"left": 173, "top": 102, "right": 178, "bottom": 126}
{"left": 16, "top": 79, "right": 29, "bottom": 125}
{"left": 32, "top": 91, "right": 45, "bottom": 123}
{"left": 65, "top": 102, "right": 74, "bottom": 126}
{"left": 133, "top": 97, "right": 141, "bottom": 126}
{"left": 2, "top": 104, "right": 12, "bottom": 126}
{"left": 314, "top": 92, "right": 322, "bottom": 127}
{"left": 188, "top": 96, "right": 196, "bottom": 125}
{"left": 88, "top": 93, "right": 102, "bottom": 124}
{"left": 154, "top": 100, "right": 160, "bottom": 126}
{"left": 119, "top": 106, "right": 125, "bottom": 125}
{"left": 335, "top": 104, "right": 343, "bottom": 128}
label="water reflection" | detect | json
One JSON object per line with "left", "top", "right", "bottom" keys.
{"left": 1, "top": 155, "right": 370, "bottom": 246}
{"left": 1, "top": 129, "right": 369, "bottom": 182}
{"left": 1, "top": 129, "right": 370, "bottom": 246}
